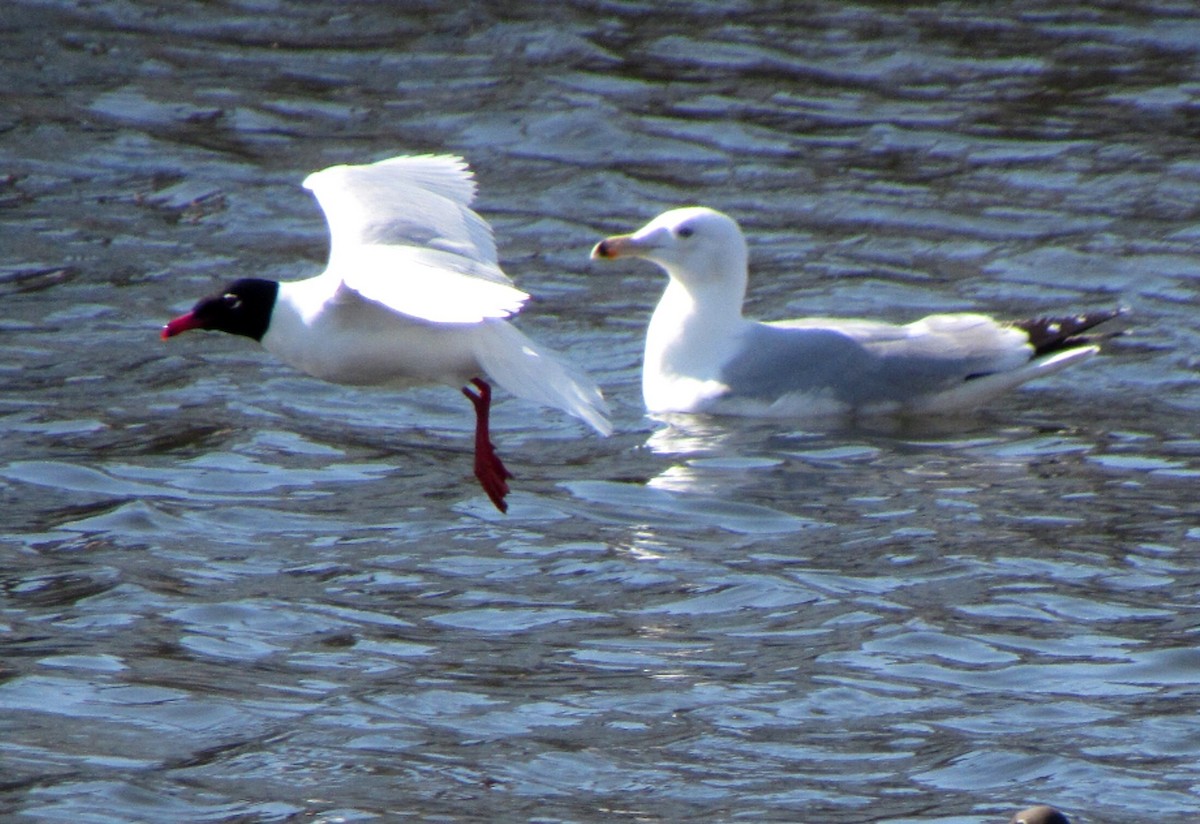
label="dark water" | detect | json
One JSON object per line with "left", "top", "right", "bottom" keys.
{"left": 3, "top": 2, "right": 1199, "bottom": 822}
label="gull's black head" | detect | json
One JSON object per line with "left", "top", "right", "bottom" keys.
{"left": 162, "top": 278, "right": 279, "bottom": 342}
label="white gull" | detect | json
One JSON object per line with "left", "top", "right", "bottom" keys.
{"left": 592, "top": 206, "right": 1120, "bottom": 419}
{"left": 164, "top": 154, "right": 610, "bottom": 512}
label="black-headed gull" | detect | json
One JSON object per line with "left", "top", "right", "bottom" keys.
{"left": 164, "top": 154, "right": 610, "bottom": 512}
{"left": 592, "top": 206, "right": 1120, "bottom": 419}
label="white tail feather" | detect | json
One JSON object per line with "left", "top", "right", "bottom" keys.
{"left": 473, "top": 321, "right": 612, "bottom": 436}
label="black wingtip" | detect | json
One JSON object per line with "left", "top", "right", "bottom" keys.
{"left": 1011, "top": 307, "right": 1127, "bottom": 357}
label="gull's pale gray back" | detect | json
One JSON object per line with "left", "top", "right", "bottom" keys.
{"left": 719, "top": 320, "right": 1025, "bottom": 407}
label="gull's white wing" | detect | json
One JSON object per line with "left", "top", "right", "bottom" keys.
{"left": 719, "top": 314, "right": 1033, "bottom": 405}
{"left": 304, "top": 154, "right": 528, "bottom": 323}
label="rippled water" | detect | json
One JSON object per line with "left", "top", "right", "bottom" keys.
{"left": 3, "top": 2, "right": 1199, "bottom": 822}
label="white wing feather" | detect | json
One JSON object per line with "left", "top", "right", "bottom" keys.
{"left": 304, "top": 154, "right": 528, "bottom": 324}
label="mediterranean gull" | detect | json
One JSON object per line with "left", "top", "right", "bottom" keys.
{"left": 163, "top": 154, "right": 610, "bottom": 512}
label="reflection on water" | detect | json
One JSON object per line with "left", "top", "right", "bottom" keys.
{"left": 3, "top": 1, "right": 1200, "bottom": 822}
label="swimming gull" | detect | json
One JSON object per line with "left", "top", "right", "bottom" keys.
{"left": 592, "top": 206, "right": 1120, "bottom": 419}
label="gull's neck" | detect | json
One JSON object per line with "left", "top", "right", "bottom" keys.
{"left": 651, "top": 256, "right": 749, "bottom": 341}
{"left": 260, "top": 275, "right": 340, "bottom": 367}
{"left": 643, "top": 264, "right": 748, "bottom": 410}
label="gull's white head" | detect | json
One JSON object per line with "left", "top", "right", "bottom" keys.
{"left": 591, "top": 207, "right": 748, "bottom": 292}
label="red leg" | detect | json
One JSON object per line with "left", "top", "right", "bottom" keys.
{"left": 461, "top": 378, "right": 513, "bottom": 512}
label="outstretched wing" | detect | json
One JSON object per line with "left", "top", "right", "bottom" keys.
{"left": 304, "top": 154, "right": 528, "bottom": 324}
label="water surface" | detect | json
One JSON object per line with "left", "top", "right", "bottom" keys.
{"left": 2, "top": 2, "right": 1199, "bottom": 822}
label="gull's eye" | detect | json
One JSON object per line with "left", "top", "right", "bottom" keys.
{"left": 677, "top": 225, "right": 695, "bottom": 238}
{"left": 223, "top": 293, "right": 243, "bottom": 310}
